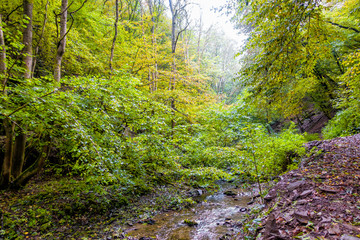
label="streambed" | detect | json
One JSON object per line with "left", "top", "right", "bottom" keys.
{"left": 123, "top": 187, "right": 253, "bottom": 240}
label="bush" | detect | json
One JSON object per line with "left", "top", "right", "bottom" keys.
{"left": 322, "top": 107, "right": 360, "bottom": 139}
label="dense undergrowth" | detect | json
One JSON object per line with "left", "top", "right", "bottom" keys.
{"left": 0, "top": 176, "right": 195, "bottom": 239}
{"left": 0, "top": 74, "right": 309, "bottom": 238}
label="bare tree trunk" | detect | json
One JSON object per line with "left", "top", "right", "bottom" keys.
{"left": 12, "top": 143, "right": 50, "bottom": 189}
{"left": 197, "top": 16, "right": 202, "bottom": 73}
{"left": 0, "top": 15, "right": 6, "bottom": 84}
{"left": 11, "top": 134, "right": 27, "bottom": 178}
{"left": 169, "top": 0, "right": 177, "bottom": 91}
{"left": 147, "top": 0, "right": 159, "bottom": 92}
{"left": 31, "top": 0, "right": 49, "bottom": 78}
{"left": 109, "top": 0, "right": 119, "bottom": 75}
{"left": 0, "top": 120, "right": 14, "bottom": 188}
{"left": 0, "top": 15, "right": 11, "bottom": 188}
{"left": 54, "top": 0, "right": 68, "bottom": 83}
{"left": 10, "top": 0, "right": 35, "bottom": 184}
{"left": 23, "top": 0, "right": 33, "bottom": 79}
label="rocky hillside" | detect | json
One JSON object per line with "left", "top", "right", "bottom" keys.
{"left": 242, "top": 134, "right": 360, "bottom": 239}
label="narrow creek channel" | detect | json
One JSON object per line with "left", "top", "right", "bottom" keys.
{"left": 123, "top": 186, "right": 253, "bottom": 240}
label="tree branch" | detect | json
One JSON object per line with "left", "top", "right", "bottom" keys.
{"left": 5, "top": 5, "right": 22, "bottom": 22}
{"left": 326, "top": 21, "right": 360, "bottom": 33}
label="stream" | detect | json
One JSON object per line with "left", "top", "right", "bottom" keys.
{"left": 123, "top": 186, "right": 253, "bottom": 240}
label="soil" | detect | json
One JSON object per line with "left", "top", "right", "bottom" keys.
{"left": 239, "top": 134, "right": 360, "bottom": 239}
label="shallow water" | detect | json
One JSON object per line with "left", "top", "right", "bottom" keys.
{"left": 124, "top": 187, "right": 252, "bottom": 240}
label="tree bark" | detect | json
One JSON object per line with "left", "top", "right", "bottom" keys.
{"left": 54, "top": 0, "right": 68, "bottom": 83}
{"left": 23, "top": 0, "right": 33, "bottom": 79}
{"left": 0, "top": 14, "right": 6, "bottom": 83}
{"left": 0, "top": 120, "right": 14, "bottom": 188}
{"left": 147, "top": 0, "right": 159, "bottom": 92}
{"left": 31, "top": 0, "right": 49, "bottom": 78}
{"left": 197, "top": 16, "right": 202, "bottom": 73}
{"left": 109, "top": 0, "right": 119, "bottom": 75}
{"left": 12, "top": 143, "right": 50, "bottom": 189}
{"left": 11, "top": 133, "right": 27, "bottom": 178}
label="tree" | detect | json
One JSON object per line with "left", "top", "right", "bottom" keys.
{"left": 168, "top": 0, "right": 190, "bottom": 128}
{"left": 234, "top": 0, "right": 340, "bottom": 120}
{"left": 109, "top": 0, "right": 119, "bottom": 74}
{"left": 54, "top": 0, "right": 68, "bottom": 83}
{"left": 0, "top": 0, "right": 34, "bottom": 188}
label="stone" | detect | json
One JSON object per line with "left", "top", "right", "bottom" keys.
{"left": 287, "top": 181, "right": 306, "bottom": 191}
{"left": 300, "top": 190, "right": 313, "bottom": 198}
{"left": 342, "top": 223, "right": 360, "bottom": 232}
{"left": 340, "top": 235, "right": 360, "bottom": 240}
{"left": 263, "top": 214, "right": 280, "bottom": 239}
{"left": 189, "top": 189, "right": 203, "bottom": 197}
{"left": 183, "top": 219, "right": 198, "bottom": 227}
{"left": 294, "top": 211, "right": 309, "bottom": 224}
{"left": 264, "top": 189, "right": 277, "bottom": 202}
{"left": 240, "top": 208, "right": 247, "bottom": 212}
{"left": 292, "top": 190, "right": 300, "bottom": 201}
{"left": 319, "top": 185, "right": 340, "bottom": 193}
{"left": 328, "top": 224, "right": 341, "bottom": 235}
{"left": 296, "top": 199, "right": 308, "bottom": 205}
{"left": 282, "top": 211, "right": 294, "bottom": 222}
{"left": 224, "top": 190, "right": 237, "bottom": 196}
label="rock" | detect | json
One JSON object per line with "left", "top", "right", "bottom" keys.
{"left": 264, "top": 189, "right": 277, "bottom": 202}
{"left": 292, "top": 190, "right": 300, "bottom": 201}
{"left": 188, "top": 189, "right": 203, "bottom": 197}
{"left": 263, "top": 213, "right": 281, "bottom": 239}
{"left": 296, "top": 199, "right": 308, "bottom": 205}
{"left": 282, "top": 211, "right": 294, "bottom": 222}
{"left": 340, "top": 235, "right": 360, "bottom": 240}
{"left": 319, "top": 185, "right": 340, "bottom": 193}
{"left": 328, "top": 224, "right": 341, "bottom": 235}
{"left": 342, "top": 223, "right": 360, "bottom": 232}
{"left": 224, "top": 190, "right": 237, "bottom": 196}
{"left": 294, "top": 211, "right": 309, "bottom": 224}
{"left": 223, "top": 221, "right": 232, "bottom": 226}
{"left": 145, "top": 218, "right": 156, "bottom": 225}
{"left": 240, "top": 208, "right": 247, "bottom": 212}
{"left": 287, "top": 181, "right": 306, "bottom": 191}
{"left": 300, "top": 190, "right": 313, "bottom": 198}
{"left": 183, "top": 219, "right": 198, "bottom": 227}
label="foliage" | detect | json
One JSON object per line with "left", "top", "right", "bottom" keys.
{"left": 239, "top": 123, "right": 306, "bottom": 181}
{"left": 0, "top": 178, "right": 193, "bottom": 239}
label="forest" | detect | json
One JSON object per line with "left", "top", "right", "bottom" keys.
{"left": 0, "top": 0, "right": 359, "bottom": 239}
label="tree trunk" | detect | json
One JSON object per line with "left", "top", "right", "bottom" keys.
{"left": 54, "top": 0, "right": 68, "bottom": 83}
{"left": 147, "top": 0, "right": 158, "bottom": 92}
{"left": 11, "top": 133, "right": 27, "bottom": 178}
{"left": 12, "top": 143, "right": 50, "bottom": 189}
{"left": 0, "top": 120, "right": 14, "bottom": 188}
{"left": 197, "top": 16, "right": 202, "bottom": 73}
{"left": 12, "top": 0, "right": 34, "bottom": 181}
{"left": 23, "top": 0, "right": 33, "bottom": 79}
{"left": 31, "top": 0, "right": 49, "bottom": 78}
{"left": 109, "top": 0, "right": 119, "bottom": 75}
{"left": 0, "top": 14, "right": 6, "bottom": 85}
